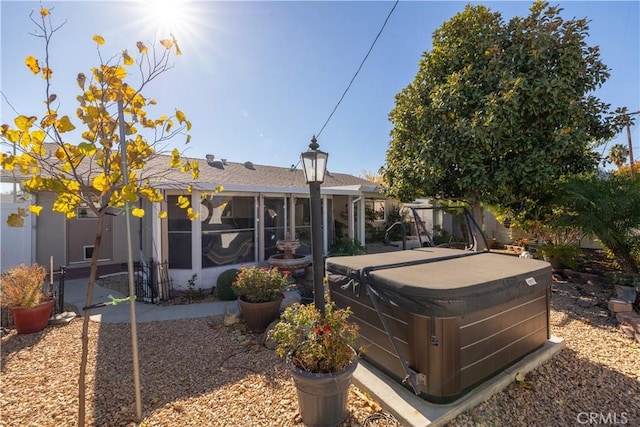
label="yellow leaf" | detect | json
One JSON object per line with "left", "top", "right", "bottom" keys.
{"left": 6, "top": 213, "right": 24, "bottom": 227}
{"left": 28, "top": 205, "right": 43, "bottom": 216}
{"left": 165, "top": 119, "right": 173, "bottom": 133}
{"left": 93, "top": 35, "right": 105, "bottom": 45}
{"left": 41, "top": 67, "right": 53, "bottom": 79}
{"left": 56, "top": 116, "right": 76, "bottom": 133}
{"left": 122, "top": 184, "right": 138, "bottom": 202}
{"left": 177, "top": 195, "right": 190, "bottom": 209}
{"left": 160, "top": 39, "right": 173, "bottom": 50}
{"left": 15, "top": 115, "right": 37, "bottom": 131}
{"left": 186, "top": 184, "right": 193, "bottom": 193}
{"left": 132, "top": 208, "right": 145, "bottom": 218}
{"left": 77, "top": 73, "right": 86, "bottom": 90}
{"left": 186, "top": 207, "right": 199, "bottom": 221}
{"left": 136, "top": 41, "right": 148, "bottom": 54}
{"left": 158, "top": 211, "right": 167, "bottom": 219}
{"left": 122, "top": 50, "right": 134, "bottom": 66}
{"left": 170, "top": 148, "right": 181, "bottom": 168}
{"left": 92, "top": 174, "right": 110, "bottom": 192}
{"left": 149, "top": 99, "right": 157, "bottom": 105}
{"left": 40, "top": 7, "right": 49, "bottom": 16}
{"left": 185, "top": 120, "right": 192, "bottom": 131}
{"left": 176, "top": 110, "right": 186, "bottom": 124}
{"left": 172, "top": 35, "right": 182, "bottom": 56}
{"left": 78, "top": 142, "right": 97, "bottom": 156}
{"left": 25, "top": 56, "right": 40, "bottom": 74}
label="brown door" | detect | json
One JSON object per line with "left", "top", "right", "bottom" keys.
{"left": 67, "top": 212, "right": 113, "bottom": 264}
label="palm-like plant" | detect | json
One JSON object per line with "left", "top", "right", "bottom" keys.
{"left": 554, "top": 173, "right": 640, "bottom": 274}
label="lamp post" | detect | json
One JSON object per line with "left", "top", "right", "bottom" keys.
{"left": 301, "top": 135, "right": 328, "bottom": 315}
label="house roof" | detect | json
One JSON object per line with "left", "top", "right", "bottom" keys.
{"left": 147, "top": 155, "right": 378, "bottom": 194}
{"left": 2, "top": 144, "right": 379, "bottom": 196}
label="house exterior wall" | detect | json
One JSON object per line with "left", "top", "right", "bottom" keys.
{"left": 0, "top": 201, "right": 33, "bottom": 272}
{"left": 33, "top": 192, "right": 136, "bottom": 271}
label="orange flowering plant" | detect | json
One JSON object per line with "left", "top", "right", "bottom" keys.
{"left": 232, "top": 266, "right": 289, "bottom": 303}
{"left": 269, "top": 297, "right": 361, "bottom": 373}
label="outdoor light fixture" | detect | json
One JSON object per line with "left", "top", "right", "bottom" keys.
{"left": 301, "top": 135, "right": 328, "bottom": 184}
{"left": 301, "top": 135, "right": 328, "bottom": 315}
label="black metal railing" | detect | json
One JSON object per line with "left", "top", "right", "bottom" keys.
{"left": 133, "top": 258, "right": 173, "bottom": 303}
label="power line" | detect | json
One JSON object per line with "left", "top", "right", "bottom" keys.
{"left": 315, "top": 0, "right": 399, "bottom": 138}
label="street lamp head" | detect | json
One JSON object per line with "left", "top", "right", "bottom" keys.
{"left": 301, "top": 135, "right": 328, "bottom": 184}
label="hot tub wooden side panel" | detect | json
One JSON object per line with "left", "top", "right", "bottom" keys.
{"left": 330, "top": 285, "right": 415, "bottom": 385}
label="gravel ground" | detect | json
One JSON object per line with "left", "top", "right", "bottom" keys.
{"left": 1, "top": 278, "right": 639, "bottom": 426}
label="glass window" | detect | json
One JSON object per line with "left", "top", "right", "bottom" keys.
{"left": 295, "top": 197, "right": 311, "bottom": 254}
{"left": 201, "top": 195, "right": 255, "bottom": 267}
{"left": 167, "top": 195, "right": 192, "bottom": 269}
{"left": 264, "top": 197, "right": 287, "bottom": 259}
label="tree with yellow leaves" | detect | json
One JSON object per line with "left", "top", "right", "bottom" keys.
{"left": 0, "top": 7, "right": 206, "bottom": 425}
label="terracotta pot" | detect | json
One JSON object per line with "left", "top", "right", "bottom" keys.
{"left": 10, "top": 300, "right": 54, "bottom": 334}
{"left": 237, "top": 298, "right": 281, "bottom": 333}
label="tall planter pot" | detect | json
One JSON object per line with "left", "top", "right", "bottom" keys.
{"left": 10, "top": 299, "right": 54, "bottom": 334}
{"left": 237, "top": 298, "right": 282, "bottom": 333}
{"left": 290, "top": 356, "right": 358, "bottom": 427}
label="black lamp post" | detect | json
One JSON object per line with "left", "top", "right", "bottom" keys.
{"left": 301, "top": 135, "right": 328, "bottom": 315}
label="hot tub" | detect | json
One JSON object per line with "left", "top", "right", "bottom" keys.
{"left": 327, "top": 247, "right": 551, "bottom": 403}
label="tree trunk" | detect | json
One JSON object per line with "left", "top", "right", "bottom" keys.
{"left": 78, "top": 212, "right": 105, "bottom": 426}
{"left": 470, "top": 201, "right": 487, "bottom": 252}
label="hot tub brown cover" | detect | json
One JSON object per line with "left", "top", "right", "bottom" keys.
{"left": 326, "top": 249, "right": 551, "bottom": 317}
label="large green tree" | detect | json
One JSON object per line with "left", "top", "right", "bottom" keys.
{"left": 383, "top": 1, "right": 620, "bottom": 248}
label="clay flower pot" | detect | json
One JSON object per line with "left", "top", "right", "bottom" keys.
{"left": 10, "top": 299, "right": 54, "bottom": 334}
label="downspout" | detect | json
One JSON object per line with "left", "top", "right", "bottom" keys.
{"left": 348, "top": 196, "right": 358, "bottom": 241}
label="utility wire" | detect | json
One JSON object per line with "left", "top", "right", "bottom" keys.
{"left": 316, "top": 0, "right": 399, "bottom": 138}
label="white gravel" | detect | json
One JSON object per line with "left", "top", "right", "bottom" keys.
{"left": 1, "top": 278, "right": 639, "bottom": 426}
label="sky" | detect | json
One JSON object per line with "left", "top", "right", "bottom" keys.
{"left": 1, "top": 0, "right": 639, "bottom": 178}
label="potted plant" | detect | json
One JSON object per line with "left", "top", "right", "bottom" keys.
{"left": 0, "top": 263, "right": 54, "bottom": 334}
{"left": 269, "top": 297, "right": 361, "bottom": 427}
{"left": 232, "top": 265, "right": 289, "bottom": 333}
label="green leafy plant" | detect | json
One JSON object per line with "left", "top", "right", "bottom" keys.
{"left": 216, "top": 269, "right": 240, "bottom": 301}
{"left": 329, "top": 239, "right": 366, "bottom": 256}
{"left": 538, "top": 244, "right": 583, "bottom": 270}
{"left": 269, "top": 297, "right": 361, "bottom": 373}
{"left": 232, "top": 266, "right": 289, "bottom": 303}
{"left": 0, "top": 263, "right": 49, "bottom": 308}
{"left": 186, "top": 274, "right": 204, "bottom": 301}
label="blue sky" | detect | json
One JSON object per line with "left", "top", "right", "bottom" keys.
{"left": 1, "top": 1, "right": 638, "bottom": 177}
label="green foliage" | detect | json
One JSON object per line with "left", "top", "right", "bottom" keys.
{"left": 538, "top": 244, "right": 583, "bottom": 270}
{"left": 0, "top": 263, "right": 48, "bottom": 308}
{"left": 383, "top": 206, "right": 412, "bottom": 241}
{"left": 329, "top": 239, "right": 366, "bottom": 256}
{"left": 269, "top": 298, "right": 360, "bottom": 373}
{"left": 216, "top": 269, "right": 240, "bottom": 301}
{"left": 553, "top": 173, "right": 640, "bottom": 274}
{"left": 232, "top": 266, "right": 289, "bottom": 303}
{"left": 186, "top": 274, "right": 204, "bottom": 301}
{"left": 383, "top": 1, "right": 620, "bottom": 220}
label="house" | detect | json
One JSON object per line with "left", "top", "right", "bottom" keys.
{"left": 1, "top": 151, "right": 385, "bottom": 292}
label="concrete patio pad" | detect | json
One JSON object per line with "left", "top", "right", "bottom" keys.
{"left": 352, "top": 336, "right": 565, "bottom": 427}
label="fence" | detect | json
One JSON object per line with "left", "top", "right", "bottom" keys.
{"left": 134, "top": 258, "right": 173, "bottom": 304}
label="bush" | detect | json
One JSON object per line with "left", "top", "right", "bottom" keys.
{"left": 216, "top": 269, "right": 240, "bottom": 301}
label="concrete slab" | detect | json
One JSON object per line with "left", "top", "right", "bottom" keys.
{"left": 351, "top": 336, "right": 566, "bottom": 427}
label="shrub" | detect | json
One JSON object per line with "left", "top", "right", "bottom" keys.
{"left": 0, "top": 263, "right": 49, "bottom": 308}
{"left": 232, "top": 266, "right": 289, "bottom": 303}
{"left": 216, "top": 269, "right": 240, "bottom": 301}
